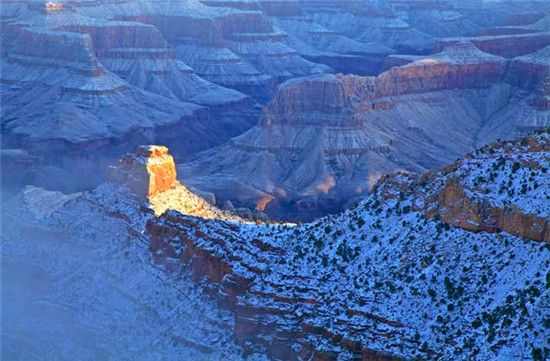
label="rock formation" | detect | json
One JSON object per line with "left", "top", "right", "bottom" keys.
{"left": 376, "top": 41, "right": 507, "bottom": 96}
{"left": 2, "top": 0, "right": 550, "bottom": 199}
{"left": 437, "top": 32, "right": 550, "bottom": 58}
{"left": 180, "top": 43, "right": 549, "bottom": 219}
{"left": 72, "top": 0, "right": 328, "bottom": 100}
{"left": 2, "top": 2, "right": 550, "bottom": 359}
{"left": 508, "top": 45, "right": 550, "bottom": 92}
{"left": 433, "top": 178, "right": 549, "bottom": 242}
{"left": 147, "top": 131, "right": 550, "bottom": 360}
{"left": 108, "top": 144, "right": 243, "bottom": 219}
{"left": 0, "top": 2, "right": 264, "bottom": 192}
{"left": 3, "top": 132, "right": 548, "bottom": 361}
{"left": 420, "top": 133, "right": 550, "bottom": 242}
{"left": 109, "top": 145, "right": 177, "bottom": 199}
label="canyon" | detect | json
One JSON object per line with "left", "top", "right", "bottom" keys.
{"left": 3, "top": 0, "right": 550, "bottom": 199}
{"left": 2, "top": 2, "right": 550, "bottom": 360}
{"left": 3, "top": 132, "right": 549, "bottom": 360}
{"left": 181, "top": 40, "right": 550, "bottom": 219}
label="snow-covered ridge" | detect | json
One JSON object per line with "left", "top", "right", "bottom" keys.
{"left": 149, "top": 131, "right": 550, "bottom": 360}
{"left": 3, "top": 132, "right": 548, "bottom": 360}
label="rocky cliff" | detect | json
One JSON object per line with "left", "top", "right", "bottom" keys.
{"left": 109, "top": 145, "right": 178, "bottom": 199}
{"left": 375, "top": 42, "right": 507, "bottom": 96}
{"left": 2, "top": 0, "right": 550, "bottom": 198}
{"left": 75, "top": 0, "right": 328, "bottom": 99}
{"left": 437, "top": 32, "right": 550, "bottom": 59}
{"left": 148, "top": 132, "right": 550, "bottom": 360}
{"left": 418, "top": 133, "right": 550, "bottom": 243}
{"left": 0, "top": 24, "right": 204, "bottom": 148}
{"left": 107, "top": 145, "right": 244, "bottom": 220}
{"left": 508, "top": 45, "right": 550, "bottom": 89}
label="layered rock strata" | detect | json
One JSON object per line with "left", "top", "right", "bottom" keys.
{"left": 3, "top": 135, "right": 548, "bottom": 360}
{"left": 0, "top": 3, "right": 265, "bottom": 190}
{"left": 437, "top": 32, "right": 550, "bottom": 58}
{"left": 109, "top": 145, "right": 177, "bottom": 199}
{"left": 148, "top": 132, "right": 550, "bottom": 360}
{"left": 181, "top": 43, "right": 549, "bottom": 219}
{"left": 74, "top": 0, "right": 329, "bottom": 99}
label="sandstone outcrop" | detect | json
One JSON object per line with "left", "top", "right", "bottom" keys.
{"left": 437, "top": 32, "right": 550, "bottom": 58}
{"left": 433, "top": 178, "right": 549, "bottom": 243}
{"left": 110, "top": 145, "right": 177, "bottom": 199}
{"left": 108, "top": 145, "right": 253, "bottom": 220}
{"left": 403, "top": 131, "right": 550, "bottom": 243}
{"left": 375, "top": 42, "right": 507, "bottom": 96}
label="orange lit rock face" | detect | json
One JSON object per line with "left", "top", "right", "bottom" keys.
{"left": 110, "top": 145, "right": 241, "bottom": 220}
{"left": 144, "top": 148, "right": 177, "bottom": 198}
{"left": 110, "top": 145, "right": 177, "bottom": 199}
{"left": 434, "top": 179, "right": 549, "bottom": 243}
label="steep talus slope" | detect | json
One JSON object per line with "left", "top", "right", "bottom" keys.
{"left": 149, "top": 131, "right": 550, "bottom": 360}
{"left": 181, "top": 42, "right": 549, "bottom": 219}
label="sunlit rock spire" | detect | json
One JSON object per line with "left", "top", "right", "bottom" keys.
{"left": 109, "top": 145, "right": 177, "bottom": 199}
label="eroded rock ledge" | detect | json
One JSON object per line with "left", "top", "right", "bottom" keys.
{"left": 375, "top": 131, "right": 550, "bottom": 243}
{"left": 108, "top": 145, "right": 272, "bottom": 223}
{"left": 432, "top": 178, "right": 549, "bottom": 243}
